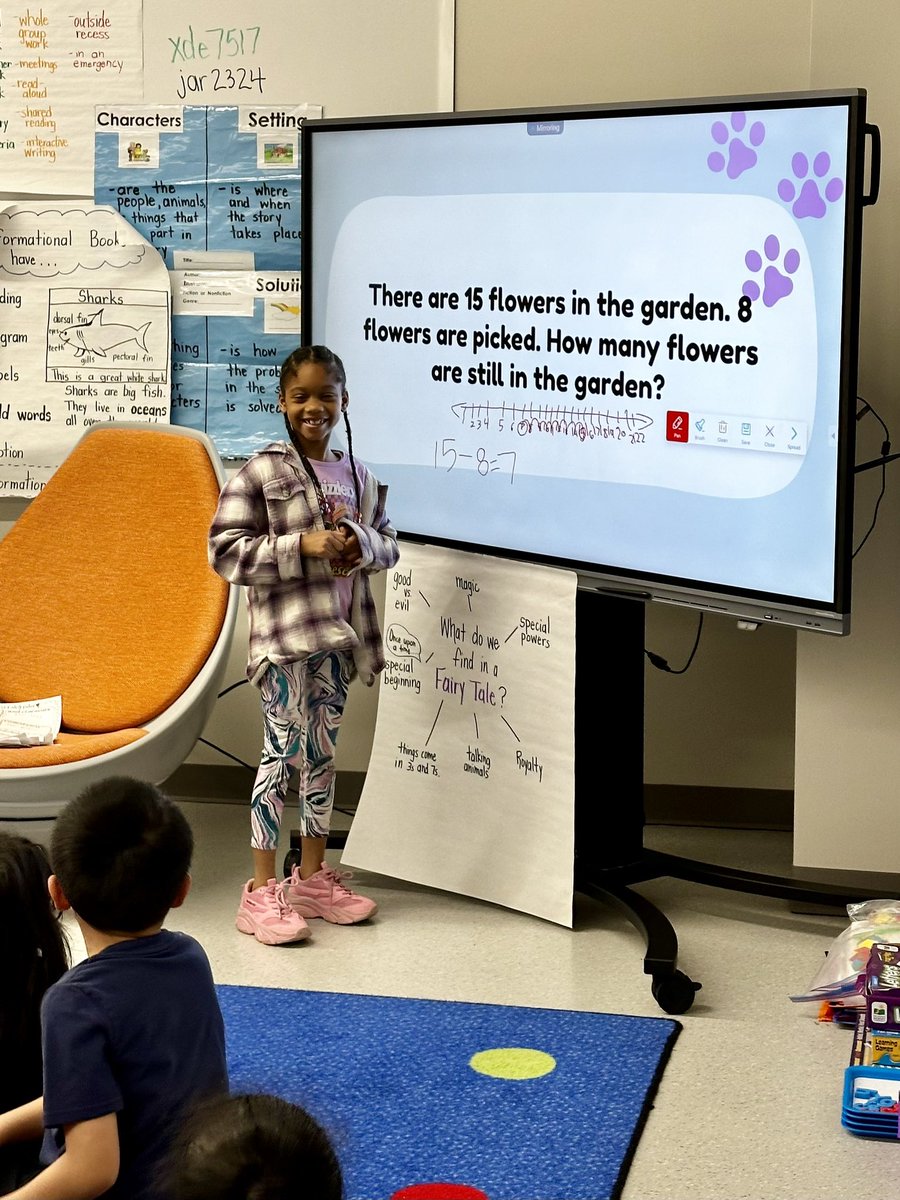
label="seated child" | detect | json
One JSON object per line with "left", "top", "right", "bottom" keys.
{"left": 0, "top": 777, "right": 228, "bottom": 1200}
{"left": 164, "top": 1091, "right": 343, "bottom": 1200}
{"left": 0, "top": 833, "right": 69, "bottom": 1193}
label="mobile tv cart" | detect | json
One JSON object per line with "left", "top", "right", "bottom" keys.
{"left": 290, "top": 587, "right": 893, "bottom": 1016}
{"left": 571, "top": 587, "right": 895, "bottom": 1016}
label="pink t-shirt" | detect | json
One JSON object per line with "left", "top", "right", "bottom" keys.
{"left": 314, "top": 453, "right": 360, "bottom": 620}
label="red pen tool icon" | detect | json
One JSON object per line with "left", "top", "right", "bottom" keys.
{"left": 666, "top": 410, "right": 690, "bottom": 442}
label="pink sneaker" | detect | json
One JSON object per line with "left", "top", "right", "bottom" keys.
{"left": 284, "top": 863, "right": 377, "bottom": 925}
{"left": 235, "top": 879, "right": 311, "bottom": 945}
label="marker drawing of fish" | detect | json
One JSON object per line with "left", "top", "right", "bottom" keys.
{"left": 58, "top": 310, "right": 152, "bottom": 358}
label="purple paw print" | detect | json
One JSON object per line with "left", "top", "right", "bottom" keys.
{"left": 743, "top": 235, "right": 800, "bottom": 308}
{"left": 778, "top": 151, "right": 844, "bottom": 218}
{"left": 708, "top": 112, "right": 765, "bottom": 179}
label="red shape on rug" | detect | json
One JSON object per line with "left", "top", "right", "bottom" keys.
{"left": 391, "top": 1185, "right": 490, "bottom": 1200}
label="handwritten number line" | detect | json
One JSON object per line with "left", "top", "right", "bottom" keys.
{"left": 450, "top": 400, "right": 654, "bottom": 436}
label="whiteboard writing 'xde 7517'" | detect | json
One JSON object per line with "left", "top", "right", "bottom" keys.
{"left": 143, "top": 0, "right": 454, "bottom": 116}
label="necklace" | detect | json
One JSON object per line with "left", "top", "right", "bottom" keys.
{"left": 301, "top": 453, "right": 359, "bottom": 577}
{"left": 303, "top": 458, "right": 334, "bottom": 527}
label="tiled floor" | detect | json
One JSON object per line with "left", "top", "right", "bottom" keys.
{"left": 64, "top": 805, "right": 896, "bottom": 1200}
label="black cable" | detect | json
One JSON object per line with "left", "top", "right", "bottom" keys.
{"left": 195, "top": 736, "right": 355, "bottom": 816}
{"left": 217, "top": 679, "right": 249, "bottom": 699}
{"left": 853, "top": 461, "right": 886, "bottom": 558}
{"left": 854, "top": 395, "right": 891, "bottom": 558}
{"left": 644, "top": 612, "right": 704, "bottom": 674}
{"left": 857, "top": 394, "right": 891, "bottom": 452}
{"left": 197, "top": 736, "right": 256, "bottom": 773}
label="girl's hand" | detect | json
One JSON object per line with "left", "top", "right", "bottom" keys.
{"left": 300, "top": 528, "right": 348, "bottom": 558}
{"left": 335, "top": 530, "right": 362, "bottom": 568}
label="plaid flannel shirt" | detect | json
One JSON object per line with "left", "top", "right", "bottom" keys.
{"left": 208, "top": 441, "right": 399, "bottom": 686}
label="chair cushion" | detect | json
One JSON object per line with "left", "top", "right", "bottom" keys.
{"left": 0, "top": 728, "right": 147, "bottom": 769}
{"left": 0, "top": 426, "right": 228, "bottom": 733}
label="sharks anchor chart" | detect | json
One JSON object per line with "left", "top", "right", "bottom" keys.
{"left": 342, "top": 541, "right": 577, "bottom": 926}
{"left": 0, "top": 202, "right": 171, "bottom": 497}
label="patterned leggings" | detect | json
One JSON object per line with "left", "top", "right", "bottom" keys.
{"left": 250, "top": 651, "right": 352, "bottom": 850}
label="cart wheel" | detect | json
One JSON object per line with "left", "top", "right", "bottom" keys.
{"left": 282, "top": 829, "right": 303, "bottom": 879}
{"left": 282, "top": 848, "right": 301, "bottom": 878}
{"left": 651, "top": 970, "right": 702, "bottom": 1015}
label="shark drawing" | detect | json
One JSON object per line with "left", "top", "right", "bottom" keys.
{"left": 58, "top": 310, "right": 152, "bottom": 358}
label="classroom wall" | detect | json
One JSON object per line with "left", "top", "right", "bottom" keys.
{"left": 453, "top": 0, "right": 814, "bottom": 109}
{"left": 793, "top": 0, "right": 900, "bottom": 870}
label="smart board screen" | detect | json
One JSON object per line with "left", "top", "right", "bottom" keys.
{"left": 302, "top": 90, "right": 868, "bottom": 632}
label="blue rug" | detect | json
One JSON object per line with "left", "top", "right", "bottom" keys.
{"left": 216, "top": 984, "right": 680, "bottom": 1200}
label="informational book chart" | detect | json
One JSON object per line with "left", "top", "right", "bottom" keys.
{"left": 343, "top": 542, "right": 577, "bottom": 927}
{"left": 0, "top": 201, "right": 171, "bottom": 497}
{"left": 94, "top": 104, "right": 318, "bottom": 456}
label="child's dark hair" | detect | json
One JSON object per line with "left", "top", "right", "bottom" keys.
{"left": 165, "top": 1091, "right": 344, "bottom": 1200}
{"left": 0, "top": 833, "right": 68, "bottom": 1108}
{"left": 279, "top": 344, "right": 362, "bottom": 517}
{"left": 50, "top": 777, "right": 193, "bottom": 933}
{"left": 279, "top": 344, "right": 347, "bottom": 392}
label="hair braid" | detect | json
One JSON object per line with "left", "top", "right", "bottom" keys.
{"left": 342, "top": 411, "right": 362, "bottom": 517}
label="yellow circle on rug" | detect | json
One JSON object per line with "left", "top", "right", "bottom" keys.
{"left": 469, "top": 1047, "right": 557, "bottom": 1079}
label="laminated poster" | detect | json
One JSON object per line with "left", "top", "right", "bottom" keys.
{"left": 0, "top": 202, "right": 171, "bottom": 497}
{"left": 342, "top": 541, "right": 577, "bottom": 927}
{"left": 0, "top": 1, "right": 143, "bottom": 196}
{"left": 94, "top": 103, "right": 320, "bottom": 457}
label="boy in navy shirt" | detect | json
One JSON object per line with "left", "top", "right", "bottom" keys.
{"left": 0, "top": 777, "right": 228, "bottom": 1199}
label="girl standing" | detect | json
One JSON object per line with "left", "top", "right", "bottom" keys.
{"left": 209, "top": 345, "right": 399, "bottom": 945}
